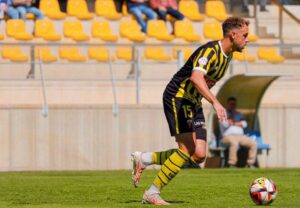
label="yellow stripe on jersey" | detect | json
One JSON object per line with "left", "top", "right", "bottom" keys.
{"left": 175, "top": 78, "right": 189, "bottom": 98}
{"left": 172, "top": 98, "right": 179, "bottom": 134}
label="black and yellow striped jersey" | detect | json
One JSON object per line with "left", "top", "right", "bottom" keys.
{"left": 164, "top": 40, "right": 233, "bottom": 106}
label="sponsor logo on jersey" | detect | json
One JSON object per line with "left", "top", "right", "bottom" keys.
{"left": 204, "top": 76, "right": 216, "bottom": 88}
{"left": 187, "top": 119, "right": 193, "bottom": 128}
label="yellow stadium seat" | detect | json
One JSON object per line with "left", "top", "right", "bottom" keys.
{"left": 35, "top": 46, "right": 57, "bottom": 63}
{"left": 205, "top": 0, "right": 229, "bottom": 22}
{"left": 204, "top": 21, "right": 223, "bottom": 40}
{"left": 59, "top": 46, "right": 86, "bottom": 62}
{"left": 92, "top": 20, "right": 118, "bottom": 42}
{"left": 95, "top": 0, "right": 122, "bottom": 20}
{"left": 257, "top": 47, "right": 285, "bottom": 63}
{"left": 248, "top": 33, "right": 258, "bottom": 42}
{"left": 147, "top": 20, "right": 174, "bottom": 41}
{"left": 144, "top": 47, "right": 172, "bottom": 61}
{"left": 116, "top": 47, "right": 132, "bottom": 61}
{"left": 172, "top": 45, "right": 193, "bottom": 61}
{"left": 88, "top": 46, "right": 113, "bottom": 62}
{"left": 67, "top": 0, "right": 94, "bottom": 20}
{"left": 35, "top": 20, "right": 61, "bottom": 41}
{"left": 40, "top": 0, "right": 66, "bottom": 19}
{"left": 179, "top": 0, "right": 205, "bottom": 21}
{"left": 63, "top": 20, "right": 90, "bottom": 41}
{"left": 120, "top": 20, "right": 146, "bottom": 42}
{"left": 174, "top": 20, "right": 201, "bottom": 42}
{"left": 233, "top": 49, "right": 255, "bottom": 62}
{"left": 6, "top": 20, "right": 33, "bottom": 40}
{"left": 2, "top": 46, "right": 28, "bottom": 62}
{"left": 0, "top": 34, "right": 4, "bottom": 40}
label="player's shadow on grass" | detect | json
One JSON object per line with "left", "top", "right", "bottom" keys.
{"left": 122, "top": 200, "right": 186, "bottom": 204}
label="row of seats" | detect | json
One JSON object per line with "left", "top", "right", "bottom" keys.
{"left": 1, "top": 19, "right": 258, "bottom": 43}
{"left": 40, "top": 0, "right": 228, "bottom": 22}
{"left": 0, "top": 46, "right": 285, "bottom": 63}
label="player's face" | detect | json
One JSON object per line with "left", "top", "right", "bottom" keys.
{"left": 232, "top": 25, "right": 249, "bottom": 52}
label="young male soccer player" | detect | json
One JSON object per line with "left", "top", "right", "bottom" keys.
{"left": 131, "top": 17, "right": 250, "bottom": 205}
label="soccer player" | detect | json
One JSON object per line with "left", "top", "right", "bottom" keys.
{"left": 131, "top": 17, "right": 249, "bottom": 205}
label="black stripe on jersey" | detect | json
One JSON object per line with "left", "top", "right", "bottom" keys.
{"left": 193, "top": 48, "right": 206, "bottom": 67}
{"left": 204, "top": 49, "right": 216, "bottom": 72}
{"left": 217, "top": 56, "right": 232, "bottom": 80}
{"left": 213, "top": 54, "right": 228, "bottom": 79}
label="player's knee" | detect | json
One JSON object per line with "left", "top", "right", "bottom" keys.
{"left": 193, "top": 151, "right": 206, "bottom": 163}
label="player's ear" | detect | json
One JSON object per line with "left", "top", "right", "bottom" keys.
{"left": 229, "top": 31, "right": 235, "bottom": 41}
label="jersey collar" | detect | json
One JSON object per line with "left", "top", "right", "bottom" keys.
{"left": 218, "top": 40, "right": 229, "bottom": 58}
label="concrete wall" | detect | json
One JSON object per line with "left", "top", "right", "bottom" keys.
{"left": 0, "top": 104, "right": 299, "bottom": 171}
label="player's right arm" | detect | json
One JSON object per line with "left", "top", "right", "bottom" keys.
{"left": 190, "top": 47, "right": 227, "bottom": 121}
{"left": 190, "top": 71, "right": 227, "bottom": 121}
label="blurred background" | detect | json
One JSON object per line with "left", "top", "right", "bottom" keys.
{"left": 0, "top": 0, "right": 299, "bottom": 171}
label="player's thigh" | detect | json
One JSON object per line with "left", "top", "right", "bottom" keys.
{"left": 163, "top": 97, "right": 195, "bottom": 137}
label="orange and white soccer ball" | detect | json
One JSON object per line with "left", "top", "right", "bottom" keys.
{"left": 249, "top": 177, "right": 278, "bottom": 205}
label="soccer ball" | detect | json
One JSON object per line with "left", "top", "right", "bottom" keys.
{"left": 249, "top": 177, "right": 278, "bottom": 205}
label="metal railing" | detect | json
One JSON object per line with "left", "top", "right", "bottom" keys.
{"left": 0, "top": 42, "right": 300, "bottom": 116}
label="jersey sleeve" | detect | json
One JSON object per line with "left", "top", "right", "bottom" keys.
{"left": 193, "top": 47, "right": 217, "bottom": 74}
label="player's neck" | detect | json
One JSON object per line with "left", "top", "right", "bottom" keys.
{"left": 220, "top": 38, "right": 233, "bottom": 56}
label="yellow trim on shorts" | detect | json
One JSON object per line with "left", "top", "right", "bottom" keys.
{"left": 172, "top": 98, "right": 179, "bottom": 134}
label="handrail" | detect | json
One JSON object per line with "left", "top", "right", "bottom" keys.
{"left": 271, "top": 0, "right": 300, "bottom": 24}
{"left": 37, "top": 49, "right": 48, "bottom": 118}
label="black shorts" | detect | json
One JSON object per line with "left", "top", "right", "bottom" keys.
{"left": 163, "top": 96, "right": 207, "bottom": 140}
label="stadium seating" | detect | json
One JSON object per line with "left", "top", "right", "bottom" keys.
{"left": 6, "top": 20, "right": 33, "bottom": 40}
{"left": 248, "top": 33, "right": 259, "bottom": 42}
{"left": 35, "top": 20, "right": 61, "bottom": 41}
{"left": 40, "top": 0, "right": 67, "bottom": 19}
{"left": 88, "top": 46, "right": 112, "bottom": 62}
{"left": 59, "top": 46, "right": 86, "bottom": 62}
{"left": 92, "top": 20, "right": 118, "bottom": 42}
{"left": 205, "top": 0, "right": 229, "bottom": 22}
{"left": 174, "top": 20, "right": 201, "bottom": 42}
{"left": 147, "top": 20, "right": 174, "bottom": 41}
{"left": 204, "top": 21, "right": 223, "bottom": 40}
{"left": 35, "top": 46, "right": 57, "bottom": 63}
{"left": 144, "top": 47, "right": 172, "bottom": 61}
{"left": 0, "top": 34, "right": 4, "bottom": 40}
{"left": 179, "top": 0, "right": 205, "bottom": 21}
{"left": 172, "top": 45, "right": 193, "bottom": 61}
{"left": 116, "top": 47, "right": 133, "bottom": 61}
{"left": 67, "top": 0, "right": 94, "bottom": 20}
{"left": 2, "top": 46, "right": 28, "bottom": 62}
{"left": 95, "top": 0, "right": 122, "bottom": 20}
{"left": 63, "top": 20, "right": 90, "bottom": 41}
{"left": 233, "top": 49, "right": 256, "bottom": 62}
{"left": 120, "top": 20, "right": 146, "bottom": 42}
{"left": 258, "top": 47, "right": 285, "bottom": 63}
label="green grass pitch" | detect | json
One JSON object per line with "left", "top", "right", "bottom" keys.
{"left": 0, "top": 168, "right": 299, "bottom": 207}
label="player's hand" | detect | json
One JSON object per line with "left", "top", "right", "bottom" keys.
{"left": 213, "top": 102, "right": 227, "bottom": 122}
